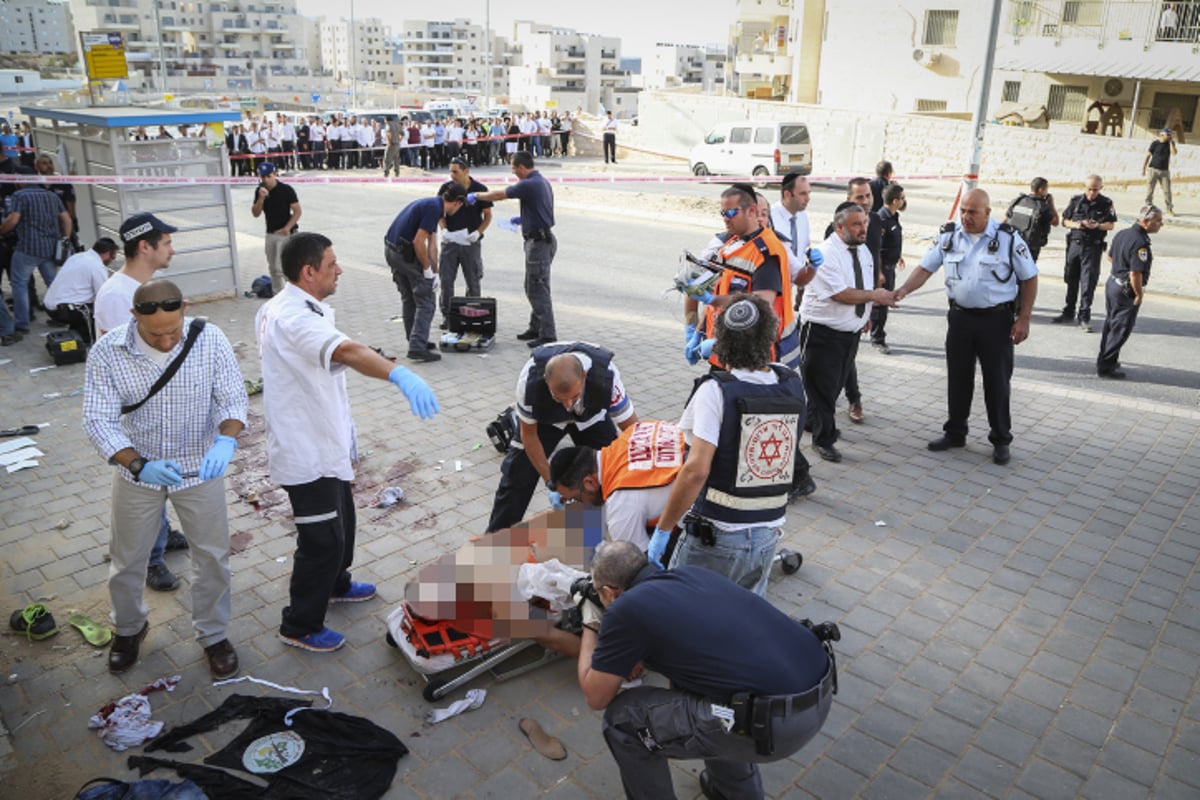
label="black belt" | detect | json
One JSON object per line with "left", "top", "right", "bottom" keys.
{"left": 729, "top": 661, "right": 835, "bottom": 755}
{"left": 949, "top": 300, "right": 1014, "bottom": 315}
{"left": 524, "top": 228, "right": 553, "bottom": 242}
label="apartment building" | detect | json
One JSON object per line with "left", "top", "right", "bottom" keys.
{"left": 318, "top": 16, "right": 399, "bottom": 84}
{"left": 647, "top": 43, "right": 727, "bottom": 93}
{"left": 68, "top": 0, "right": 311, "bottom": 91}
{"left": 994, "top": 0, "right": 1200, "bottom": 139}
{"left": 505, "top": 21, "right": 635, "bottom": 115}
{"left": 398, "top": 18, "right": 507, "bottom": 102}
{"left": 0, "top": 0, "right": 75, "bottom": 55}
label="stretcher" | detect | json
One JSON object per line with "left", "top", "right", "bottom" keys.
{"left": 385, "top": 507, "right": 604, "bottom": 701}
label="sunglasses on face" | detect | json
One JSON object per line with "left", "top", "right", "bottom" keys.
{"left": 133, "top": 298, "right": 183, "bottom": 315}
{"left": 720, "top": 207, "right": 743, "bottom": 220}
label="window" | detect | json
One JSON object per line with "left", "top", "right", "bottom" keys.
{"left": 923, "top": 10, "right": 958, "bottom": 46}
{"left": 1002, "top": 81, "right": 1021, "bottom": 102}
{"left": 1046, "top": 84, "right": 1088, "bottom": 121}
{"left": 1149, "top": 92, "right": 1197, "bottom": 133}
{"left": 915, "top": 99, "right": 948, "bottom": 112}
{"left": 729, "top": 127, "right": 751, "bottom": 144}
{"left": 754, "top": 127, "right": 774, "bottom": 144}
{"left": 1062, "top": 1, "right": 1101, "bottom": 25}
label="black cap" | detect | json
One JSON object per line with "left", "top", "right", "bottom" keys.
{"left": 119, "top": 212, "right": 178, "bottom": 243}
{"left": 834, "top": 201, "right": 862, "bottom": 215}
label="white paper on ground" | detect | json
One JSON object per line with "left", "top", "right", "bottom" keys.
{"left": 0, "top": 447, "right": 44, "bottom": 466}
{"left": 0, "top": 437, "right": 37, "bottom": 455}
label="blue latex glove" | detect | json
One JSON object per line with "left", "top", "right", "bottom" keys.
{"left": 807, "top": 248, "right": 823, "bottom": 270}
{"left": 684, "top": 329, "right": 703, "bottom": 365}
{"left": 695, "top": 291, "right": 715, "bottom": 305}
{"left": 548, "top": 488, "right": 565, "bottom": 510}
{"left": 388, "top": 365, "right": 440, "bottom": 420}
{"left": 465, "top": 192, "right": 477, "bottom": 205}
{"left": 510, "top": 215, "right": 521, "bottom": 227}
{"left": 199, "top": 435, "right": 237, "bottom": 481}
{"left": 139, "top": 459, "right": 183, "bottom": 487}
{"left": 698, "top": 338, "right": 716, "bottom": 360}
{"left": 647, "top": 527, "right": 671, "bottom": 569}
{"left": 684, "top": 322, "right": 697, "bottom": 344}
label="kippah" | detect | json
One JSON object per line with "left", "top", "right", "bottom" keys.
{"left": 724, "top": 299, "right": 760, "bottom": 330}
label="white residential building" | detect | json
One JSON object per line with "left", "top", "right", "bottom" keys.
{"left": 0, "top": 0, "right": 75, "bottom": 55}
{"left": 317, "top": 16, "right": 399, "bottom": 84}
{"left": 646, "top": 42, "right": 726, "bottom": 93}
{"left": 68, "top": 0, "right": 312, "bottom": 92}
{"left": 399, "top": 18, "right": 507, "bottom": 102}
{"left": 506, "top": 21, "right": 635, "bottom": 115}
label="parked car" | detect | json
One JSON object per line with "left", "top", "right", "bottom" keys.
{"left": 689, "top": 121, "right": 813, "bottom": 181}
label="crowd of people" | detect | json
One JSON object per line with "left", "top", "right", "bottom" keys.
{"left": 222, "top": 109, "right": 577, "bottom": 177}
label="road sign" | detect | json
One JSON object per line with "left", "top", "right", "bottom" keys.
{"left": 311, "top": 93, "right": 320, "bottom": 104}
{"left": 80, "top": 32, "right": 128, "bottom": 81}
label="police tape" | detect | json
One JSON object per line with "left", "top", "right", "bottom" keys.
{"left": 3, "top": 171, "right": 967, "bottom": 187}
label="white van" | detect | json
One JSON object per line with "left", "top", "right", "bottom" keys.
{"left": 689, "top": 121, "right": 813, "bottom": 179}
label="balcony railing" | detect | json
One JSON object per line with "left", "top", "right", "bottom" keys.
{"left": 1006, "top": 0, "right": 1200, "bottom": 46}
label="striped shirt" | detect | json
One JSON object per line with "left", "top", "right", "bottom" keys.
{"left": 83, "top": 317, "right": 249, "bottom": 492}
{"left": 10, "top": 187, "right": 66, "bottom": 260}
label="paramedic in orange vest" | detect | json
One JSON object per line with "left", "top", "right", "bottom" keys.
{"left": 683, "top": 184, "right": 815, "bottom": 500}
{"left": 548, "top": 420, "right": 685, "bottom": 551}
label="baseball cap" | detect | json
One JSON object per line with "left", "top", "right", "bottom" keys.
{"left": 258, "top": 161, "right": 277, "bottom": 177}
{"left": 119, "top": 212, "right": 178, "bottom": 243}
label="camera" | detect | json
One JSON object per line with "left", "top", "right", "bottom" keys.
{"left": 570, "top": 575, "right": 602, "bottom": 609}
{"left": 799, "top": 618, "right": 841, "bottom": 643}
{"left": 485, "top": 405, "right": 517, "bottom": 453}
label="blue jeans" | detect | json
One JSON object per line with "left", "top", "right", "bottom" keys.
{"left": 668, "top": 524, "right": 780, "bottom": 597}
{"left": 148, "top": 508, "right": 171, "bottom": 568}
{"left": 10, "top": 250, "right": 57, "bottom": 330}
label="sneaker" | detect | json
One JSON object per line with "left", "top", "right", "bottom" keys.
{"left": 165, "top": 528, "right": 189, "bottom": 551}
{"left": 407, "top": 348, "right": 441, "bottom": 362}
{"left": 1079, "top": 320, "right": 1093, "bottom": 333}
{"left": 146, "top": 563, "right": 180, "bottom": 592}
{"left": 278, "top": 627, "right": 346, "bottom": 652}
{"left": 9, "top": 603, "right": 58, "bottom": 641}
{"left": 330, "top": 581, "right": 377, "bottom": 603}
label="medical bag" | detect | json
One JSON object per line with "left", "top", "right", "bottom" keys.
{"left": 448, "top": 296, "right": 496, "bottom": 336}
{"left": 45, "top": 329, "right": 88, "bottom": 365}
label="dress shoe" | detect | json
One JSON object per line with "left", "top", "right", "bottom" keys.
{"left": 516, "top": 329, "right": 539, "bottom": 341}
{"left": 407, "top": 348, "right": 441, "bottom": 362}
{"left": 992, "top": 444, "right": 1011, "bottom": 465}
{"left": 165, "top": 528, "right": 188, "bottom": 551}
{"left": 0, "top": 333, "right": 21, "bottom": 346}
{"left": 1050, "top": 313, "right": 1073, "bottom": 324}
{"left": 814, "top": 444, "right": 842, "bottom": 463}
{"left": 699, "top": 769, "right": 728, "bottom": 800}
{"left": 108, "top": 622, "right": 149, "bottom": 673}
{"left": 927, "top": 435, "right": 966, "bottom": 451}
{"left": 872, "top": 341, "right": 891, "bottom": 355}
{"left": 439, "top": 319, "right": 450, "bottom": 330}
{"left": 1097, "top": 369, "right": 1126, "bottom": 380}
{"left": 847, "top": 402, "right": 864, "bottom": 424}
{"left": 204, "top": 639, "right": 239, "bottom": 679}
{"left": 527, "top": 337, "right": 556, "bottom": 348}
{"left": 788, "top": 474, "right": 817, "bottom": 502}
{"left": 1079, "top": 320, "right": 1093, "bottom": 333}
{"left": 146, "top": 563, "right": 180, "bottom": 592}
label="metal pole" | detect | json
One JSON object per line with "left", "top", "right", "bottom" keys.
{"left": 350, "top": 1, "right": 358, "bottom": 108}
{"left": 153, "top": 0, "right": 168, "bottom": 94}
{"left": 1127, "top": 79, "right": 1142, "bottom": 138}
{"left": 484, "top": 0, "right": 491, "bottom": 112}
{"left": 963, "top": 0, "right": 1004, "bottom": 193}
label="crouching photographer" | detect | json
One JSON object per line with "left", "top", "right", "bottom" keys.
{"left": 577, "top": 540, "right": 837, "bottom": 800}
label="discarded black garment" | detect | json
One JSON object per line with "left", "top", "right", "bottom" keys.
{"left": 137, "top": 694, "right": 408, "bottom": 800}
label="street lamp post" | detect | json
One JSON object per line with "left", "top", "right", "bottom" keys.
{"left": 153, "top": 0, "right": 168, "bottom": 94}
{"left": 484, "top": 0, "right": 491, "bottom": 113}
{"left": 350, "top": 0, "right": 358, "bottom": 108}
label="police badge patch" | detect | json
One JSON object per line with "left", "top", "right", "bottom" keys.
{"left": 1016, "top": 243, "right": 1030, "bottom": 259}
{"left": 1137, "top": 247, "right": 1149, "bottom": 263}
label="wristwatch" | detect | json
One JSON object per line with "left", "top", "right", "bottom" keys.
{"left": 128, "top": 457, "right": 147, "bottom": 481}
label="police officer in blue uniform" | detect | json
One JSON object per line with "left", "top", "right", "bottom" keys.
{"left": 577, "top": 540, "right": 836, "bottom": 800}
{"left": 485, "top": 341, "right": 638, "bottom": 533}
{"left": 895, "top": 188, "right": 1038, "bottom": 465}
{"left": 1097, "top": 206, "right": 1164, "bottom": 379}
{"left": 1055, "top": 175, "right": 1116, "bottom": 332}
{"left": 650, "top": 295, "right": 806, "bottom": 596}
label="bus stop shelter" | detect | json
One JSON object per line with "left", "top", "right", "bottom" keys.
{"left": 21, "top": 106, "right": 243, "bottom": 300}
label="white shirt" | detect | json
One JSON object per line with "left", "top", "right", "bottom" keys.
{"left": 770, "top": 203, "right": 810, "bottom": 280}
{"left": 604, "top": 117, "right": 618, "bottom": 133}
{"left": 678, "top": 368, "right": 785, "bottom": 531}
{"left": 93, "top": 272, "right": 142, "bottom": 335}
{"left": 45, "top": 249, "right": 109, "bottom": 307}
{"left": 801, "top": 234, "right": 875, "bottom": 332}
{"left": 310, "top": 123, "right": 326, "bottom": 143}
{"left": 280, "top": 122, "right": 296, "bottom": 141}
{"left": 256, "top": 283, "right": 355, "bottom": 485}
{"left": 605, "top": 482, "right": 671, "bottom": 551}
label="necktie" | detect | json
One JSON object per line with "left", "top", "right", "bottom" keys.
{"left": 851, "top": 246, "right": 865, "bottom": 317}
{"left": 789, "top": 215, "right": 798, "bottom": 256}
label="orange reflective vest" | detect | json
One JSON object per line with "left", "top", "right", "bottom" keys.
{"left": 704, "top": 228, "right": 800, "bottom": 369}
{"left": 598, "top": 421, "right": 685, "bottom": 501}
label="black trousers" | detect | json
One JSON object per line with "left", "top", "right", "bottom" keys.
{"left": 603, "top": 133, "right": 617, "bottom": 162}
{"left": 48, "top": 303, "right": 95, "bottom": 344}
{"left": 280, "top": 477, "right": 356, "bottom": 637}
{"left": 869, "top": 266, "right": 896, "bottom": 344}
{"left": 944, "top": 306, "right": 1014, "bottom": 445}
{"left": 1097, "top": 278, "right": 1140, "bottom": 374}
{"left": 800, "top": 322, "right": 860, "bottom": 448}
{"left": 1063, "top": 240, "right": 1104, "bottom": 322}
{"left": 486, "top": 418, "right": 618, "bottom": 533}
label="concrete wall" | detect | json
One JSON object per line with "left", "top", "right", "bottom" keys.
{"left": 631, "top": 90, "right": 1200, "bottom": 187}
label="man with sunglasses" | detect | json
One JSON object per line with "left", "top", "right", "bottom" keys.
{"left": 95, "top": 213, "right": 192, "bottom": 590}
{"left": 83, "top": 278, "right": 248, "bottom": 679}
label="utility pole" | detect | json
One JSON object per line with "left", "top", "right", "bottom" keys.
{"left": 350, "top": 1, "right": 358, "bottom": 108}
{"left": 484, "top": 0, "right": 491, "bottom": 113}
{"left": 948, "top": 0, "right": 1003, "bottom": 219}
{"left": 153, "top": 0, "right": 168, "bottom": 94}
